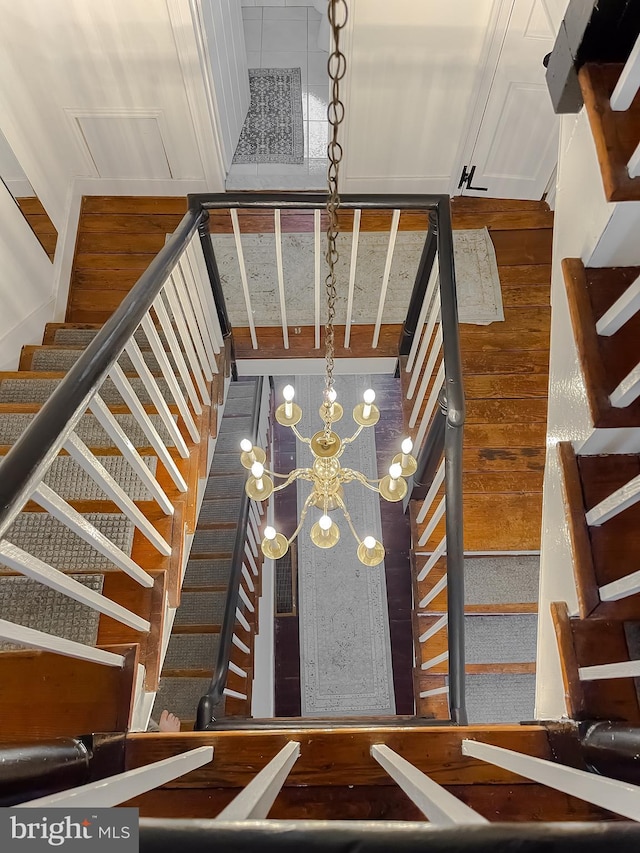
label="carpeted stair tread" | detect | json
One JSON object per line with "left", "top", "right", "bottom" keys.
{"left": 152, "top": 677, "right": 217, "bottom": 722}
{"left": 183, "top": 558, "right": 232, "bottom": 589}
{"left": 204, "top": 474, "right": 245, "bottom": 501}
{"left": 0, "top": 574, "right": 103, "bottom": 649}
{"left": 198, "top": 499, "right": 243, "bottom": 526}
{"left": 191, "top": 528, "right": 238, "bottom": 556}
{"left": 464, "top": 555, "right": 540, "bottom": 605}
{"left": 465, "top": 673, "right": 536, "bottom": 724}
{"left": 209, "top": 453, "right": 245, "bottom": 476}
{"left": 163, "top": 633, "right": 220, "bottom": 672}
{"left": 213, "top": 433, "right": 251, "bottom": 454}
{"left": 217, "top": 416, "right": 252, "bottom": 438}
{"left": 0, "top": 376, "right": 176, "bottom": 407}
{"left": 226, "top": 379, "right": 259, "bottom": 396}
{"left": 222, "top": 396, "right": 256, "bottom": 417}
{"left": 174, "top": 591, "right": 228, "bottom": 626}
{"left": 0, "top": 412, "right": 175, "bottom": 447}
{"left": 52, "top": 327, "right": 168, "bottom": 349}
{"left": 3, "top": 513, "right": 134, "bottom": 573}
{"left": 35, "top": 454, "right": 157, "bottom": 502}
{"left": 30, "top": 347, "right": 175, "bottom": 376}
{"left": 465, "top": 614, "right": 537, "bottom": 664}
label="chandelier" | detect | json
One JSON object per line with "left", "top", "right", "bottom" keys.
{"left": 239, "top": 0, "right": 417, "bottom": 567}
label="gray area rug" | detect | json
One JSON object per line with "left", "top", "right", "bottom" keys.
{"left": 211, "top": 228, "right": 503, "bottom": 327}
{"left": 233, "top": 68, "right": 304, "bottom": 165}
{"left": 295, "top": 375, "right": 396, "bottom": 716}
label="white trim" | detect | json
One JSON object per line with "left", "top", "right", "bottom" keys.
{"left": 0, "top": 619, "right": 124, "bottom": 668}
{"left": 167, "top": 0, "right": 227, "bottom": 188}
{"left": 72, "top": 177, "right": 209, "bottom": 197}
{"left": 236, "top": 357, "right": 397, "bottom": 376}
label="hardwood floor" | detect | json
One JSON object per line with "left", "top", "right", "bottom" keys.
{"left": 67, "top": 195, "right": 551, "bottom": 554}
{"left": 16, "top": 197, "right": 57, "bottom": 261}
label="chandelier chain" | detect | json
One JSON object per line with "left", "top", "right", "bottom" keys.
{"left": 324, "top": 0, "right": 347, "bottom": 436}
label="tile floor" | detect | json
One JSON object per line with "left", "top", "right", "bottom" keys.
{"left": 226, "top": 5, "right": 330, "bottom": 191}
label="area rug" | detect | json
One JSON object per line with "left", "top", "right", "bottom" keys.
{"left": 233, "top": 68, "right": 304, "bottom": 165}
{"left": 294, "top": 374, "right": 396, "bottom": 716}
{"left": 210, "top": 227, "right": 504, "bottom": 327}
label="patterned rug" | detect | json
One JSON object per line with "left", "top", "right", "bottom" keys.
{"left": 295, "top": 375, "right": 396, "bottom": 716}
{"left": 233, "top": 68, "right": 304, "bottom": 165}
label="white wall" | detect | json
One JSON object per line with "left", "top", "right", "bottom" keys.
{"left": 0, "top": 0, "right": 226, "bottom": 230}
{"left": 0, "top": 181, "right": 54, "bottom": 370}
{"left": 341, "top": 0, "right": 494, "bottom": 193}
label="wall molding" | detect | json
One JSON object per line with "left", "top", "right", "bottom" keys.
{"left": 0, "top": 297, "right": 55, "bottom": 371}
{"left": 236, "top": 357, "right": 397, "bottom": 376}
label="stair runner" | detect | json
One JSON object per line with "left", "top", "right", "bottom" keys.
{"left": 417, "top": 554, "right": 540, "bottom": 723}
{"left": 152, "top": 378, "right": 259, "bottom": 726}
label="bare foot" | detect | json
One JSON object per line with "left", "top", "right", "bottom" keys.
{"left": 159, "top": 709, "right": 181, "bottom": 732}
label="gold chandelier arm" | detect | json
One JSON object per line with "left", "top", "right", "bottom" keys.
{"left": 344, "top": 468, "right": 383, "bottom": 491}
{"left": 287, "top": 491, "right": 316, "bottom": 544}
{"left": 291, "top": 424, "right": 311, "bottom": 444}
{"left": 336, "top": 494, "right": 363, "bottom": 546}
{"left": 264, "top": 467, "right": 293, "bottom": 480}
{"left": 340, "top": 424, "right": 364, "bottom": 448}
{"left": 272, "top": 468, "right": 312, "bottom": 492}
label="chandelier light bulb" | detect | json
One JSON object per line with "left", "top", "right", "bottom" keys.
{"left": 401, "top": 437, "right": 413, "bottom": 455}
{"left": 362, "top": 388, "right": 376, "bottom": 420}
{"left": 283, "top": 385, "right": 295, "bottom": 402}
{"left": 251, "top": 461, "right": 264, "bottom": 478}
{"left": 328, "top": 388, "right": 337, "bottom": 404}
{"left": 319, "top": 514, "right": 332, "bottom": 531}
{"left": 363, "top": 535, "right": 376, "bottom": 550}
{"left": 264, "top": 526, "right": 277, "bottom": 540}
{"left": 240, "top": 438, "right": 253, "bottom": 453}
{"left": 389, "top": 463, "right": 402, "bottom": 480}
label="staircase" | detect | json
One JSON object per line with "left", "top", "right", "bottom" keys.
{"left": 155, "top": 378, "right": 263, "bottom": 727}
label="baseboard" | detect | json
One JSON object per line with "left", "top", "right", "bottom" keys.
{"left": 73, "top": 177, "right": 209, "bottom": 197}
{"left": 0, "top": 298, "right": 56, "bottom": 370}
{"left": 236, "top": 357, "right": 397, "bottom": 375}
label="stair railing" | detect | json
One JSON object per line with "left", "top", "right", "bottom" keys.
{"left": 196, "top": 376, "right": 268, "bottom": 729}
{"left": 399, "top": 201, "right": 466, "bottom": 724}
{"left": 0, "top": 208, "right": 226, "bottom": 668}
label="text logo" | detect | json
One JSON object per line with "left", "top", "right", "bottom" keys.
{"left": 1, "top": 809, "right": 138, "bottom": 851}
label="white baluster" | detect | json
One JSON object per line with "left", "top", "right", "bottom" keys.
{"left": 229, "top": 660, "right": 247, "bottom": 678}
{"left": 596, "top": 273, "right": 640, "bottom": 336}
{"left": 0, "top": 618, "right": 124, "bottom": 667}
{"left": 419, "top": 572, "right": 448, "bottom": 610}
{"left": 371, "top": 744, "right": 486, "bottom": 824}
{"left": 0, "top": 540, "right": 150, "bottom": 632}
{"left": 610, "top": 34, "right": 640, "bottom": 111}
{"left": 274, "top": 210, "right": 289, "bottom": 349}
{"left": 406, "top": 256, "right": 440, "bottom": 374}
{"left": 232, "top": 634, "right": 250, "bottom": 655}
{"left": 628, "top": 141, "right": 640, "bottom": 179}
{"left": 108, "top": 364, "right": 188, "bottom": 492}
{"left": 421, "top": 650, "right": 449, "bottom": 671}
{"left": 236, "top": 607, "right": 251, "bottom": 632}
{"left": 64, "top": 432, "right": 171, "bottom": 556}
{"left": 242, "top": 564, "right": 255, "bottom": 594}
{"left": 164, "top": 276, "right": 211, "bottom": 406}
{"left": 153, "top": 294, "right": 203, "bottom": 415}
{"left": 461, "top": 739, "right": 640, "bottom": 821}
{"left": 88, "top": 395, "right": 174, "bottom": 515}
{"left": 17, "top": 747, "right": 214, "bottom": 808}
{"left": 409, "top": 326, "right": 443, "bottom": 425}
{"left": 418, "top": 495, "right": 446, "bottom": 547}
{"left": 414, "top": 360, "right": 446, "bottom": 450}
{"left": 420, "top": 685, "right": 449, "bottom": 698}
{"left": 33, "top": 483, "right": 154, "bottom": 588}
{"left": 344, "top": 209, "right": 361, "bottom": 349}
{"left": 407, "top": 291, "right": 441, "bottom": 401}
{"left": 176, "top": 255, "right": 217, "bottom": 376}
{"left": 416, "top": 536, "right": 447, "bottom": 579}
{"left": 230, "top": 208, "right": 258, "bottom": 349}
{"left": 187, "top": 235, "right": 224, "bottom": 352}
{"left": 245, "top": 545, "right": 259, "bottom": 577}
{"left": 599, "top": 570, "right": 640, "bottom": 602}
{"left": 239, "top": 584, "right": 255, "bottom": 613}
{"left": 416, "top": 460, "right": 446, "bottom": 524}
{"left": 372, "top": 209, "right": 401, "bottom": 348}
{"left": 579, "top": 660, "right": 640, "bottom": 680}
{"left": 610, "top": 363, "right": 640, "bottom": 408}
{"left": 585, "top": 471, "right": 640, "bottom": 525}
{"left": 139, "top": 314, "right": 200, "bottom": 444}
{"left": 180, "top": 246, "right": 219, "bottom": 367}
{"left": 223, "top": 687, "right": 248, "bottom": 700}
{"left": 419, "top": 612, "right": 448, "bottom": 643}
{"left": 215, "top": 742, "right": 300, "bottom": 820}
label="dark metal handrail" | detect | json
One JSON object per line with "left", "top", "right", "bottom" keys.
{"left": 0, "top": 207, "right": 204, "bottom": 540}
{"left": 196, "top": 376, "right": 264, "bottom": 730}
